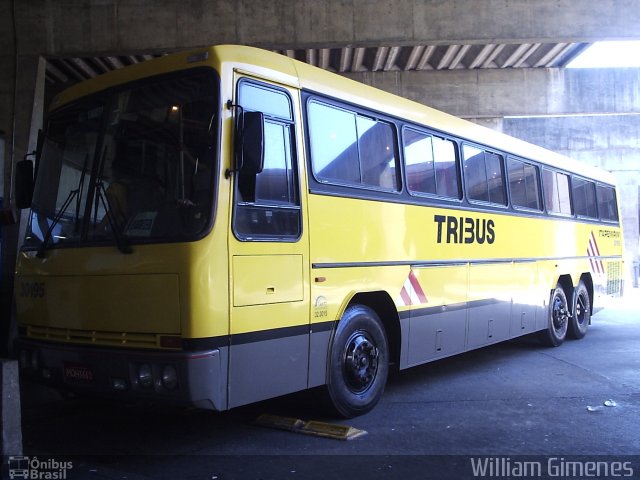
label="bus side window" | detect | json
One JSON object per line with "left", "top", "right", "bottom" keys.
{"left": 542, "top": 169, "right": 572, "bottom": 216}
{"left": 404, "top": 129, "right": 436, "bottom": 194}
{"left": 308, "top": 100, "right": 399, "bottom": 191}
{"left": 507, "top": 157, "right": 542, "bottom": 211}
{"left": 596, "top": 184, "right": 619, "bottom": 221}
{"left": 308, "top": 103, "right": 360, "bottom": 184}
{"left": 404, "top": 128, "right": 460, "bottom": 199}
{"left": 572, "top": 177, "right": 598, "bottom": 218}
{"left": 356, "top": 115, "right": 398, "bottom": 190}
{"left": 433, "top": 137, "right": 461, "bottom": 199}
{"left": 463, "top": 144, "right": 507, "bottom": 205}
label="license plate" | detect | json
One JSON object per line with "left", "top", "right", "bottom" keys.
{"left": 63, "top": 363, "right": 94, "bottom": 383}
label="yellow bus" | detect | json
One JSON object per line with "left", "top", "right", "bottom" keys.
{"left": 14, "top": 45, "right": 623, "bottom": 417}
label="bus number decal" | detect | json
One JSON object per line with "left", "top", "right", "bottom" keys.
{"left": 20, "top": 282, "right": 45, "bottom": 298}
{"left": 314, "top": 296, "right": 328, "bottom": 319}
{"left": 599, "top": 228, "right": 621, "bottom": 247}
{"left": 434, "top": 215, "right": 496, "bottom": 245}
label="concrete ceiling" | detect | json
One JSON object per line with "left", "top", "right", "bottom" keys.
{"left": 276, "top": 42, "right": 589, "bottom": 72}
{"left": 44, "top": 41, "right": 589, "bottom": 89}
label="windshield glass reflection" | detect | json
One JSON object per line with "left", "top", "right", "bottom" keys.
{"left": 25, "top": 69, "right": 218, "bottom": 251}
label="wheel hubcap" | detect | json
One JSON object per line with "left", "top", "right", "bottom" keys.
{"left": 343, "top": 330, "right": 379, "bottom": 394}
{"left": 552, "top": 293, "right": 569, "bottom": 332}
{"left": 576, "top": 294, "right": 587, "bottom": 326}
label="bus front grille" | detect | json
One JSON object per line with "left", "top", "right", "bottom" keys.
{"left": 26, "top": 325, "right": 163, "bottom": 349}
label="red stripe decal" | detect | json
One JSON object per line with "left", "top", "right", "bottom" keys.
{"left": 399, "top": 287, "right": 412, "bottom": 306}
{"left": 590, "top": 231, "right": 601, "bottom": 256}
{"left": 408, "top": 270, "right": 428, "bottom": 304}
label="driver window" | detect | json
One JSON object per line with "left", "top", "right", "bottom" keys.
{"left": 233, "top": 80, "right": 301, "bottom": 240}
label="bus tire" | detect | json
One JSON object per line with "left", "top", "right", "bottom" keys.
{"left": 326, "top": 305, "right": 389, "bottom": 418}
{"left": 568, "top": 281, "right": 590, "bottom": 339}
{"left": 540, "top": 285, "right": 570, "bottom": 347}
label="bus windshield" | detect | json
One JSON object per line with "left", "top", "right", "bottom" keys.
{"left": 25, "top": 69, "right": 218, "bottom": 251}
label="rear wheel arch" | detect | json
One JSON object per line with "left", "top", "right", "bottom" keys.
{"left": 322, "top": 290, "right": 400, "bottom": 418}
{"left": 578, "top": 273, "right": 594, "bottom": 316}
{"left": 556, "top": 274, "right": 574, "bottom": 304}
{"left": 346, "top": 291, "right": 401, "bottom": 371}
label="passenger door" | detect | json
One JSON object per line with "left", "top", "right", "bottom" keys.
{"left": 227, "top": 76, "right": 310, "bottom": 408}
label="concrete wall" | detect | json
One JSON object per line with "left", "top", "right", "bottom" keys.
{"left": 502, "top": 115, "right": 640, "bottom": 274}
{"left": 10, "top": 0, "right": 640, "bottom": 55}
{"left": 345, "top": 68, "right": 640, "bottom": 118}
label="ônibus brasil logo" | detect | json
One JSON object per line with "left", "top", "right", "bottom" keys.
{"left": 7, "top": 456, "right": 73, "bottom": 479}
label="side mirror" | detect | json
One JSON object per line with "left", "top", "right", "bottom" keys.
{"left": 238, "top": 111, "right": 264, "bottom": 175}
{"left": 15, "top": 159, "right": 34, "bottom": 209}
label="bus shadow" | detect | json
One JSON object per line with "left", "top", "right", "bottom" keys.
{"left": 19, "top": 380, "right": 333, "bottom": 456}
{"left": 19, "top": 333, "right": 550, "bottom": 456}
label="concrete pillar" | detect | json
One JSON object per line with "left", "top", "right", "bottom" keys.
{"left": 1, "top": 359, "right": 22, "bottom": 456}
{"left": 0, "top": 55, "right": 46, "bottom": 356}
{"left": 0, "top": 0, "right": 17, "bottom": 357}
{"left": 0, "top": 134, "right": 4, "bottom": 199}
{"left": 0, "top": 0, "right": 15, "bottom": 207}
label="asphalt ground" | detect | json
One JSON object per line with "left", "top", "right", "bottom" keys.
{"left": 6, "top": 291, "right": 640, "bottom": 479}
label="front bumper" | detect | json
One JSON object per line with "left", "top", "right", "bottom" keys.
{"left": 16, "top": 338, "right": 228, "bottom": 411}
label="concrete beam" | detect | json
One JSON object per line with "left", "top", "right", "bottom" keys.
{"left": 11, "top": 0, "right": 640, "bottom": 56}
{"left": 344, "top": 68, "right": 640, "bottom": 118}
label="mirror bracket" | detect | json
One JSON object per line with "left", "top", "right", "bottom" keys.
{"left": 15, "top": 154, "right": 35, "bottom": 209}
{"left": 225, "top": 101, "right": 245, "bottom": 179}
{"left": 225, "top": 102, "right": 265, "bottom": 180}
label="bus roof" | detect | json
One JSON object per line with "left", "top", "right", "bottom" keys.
{"left": 50, "top": 44, "right": 616, "bottom": 186}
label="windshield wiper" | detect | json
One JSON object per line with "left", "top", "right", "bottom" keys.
{"left": 36, "top": 153, "right": 89, "bottom": 258}
{"left": 36, "top": 188, "right": 79, "bottom": 258}
{"left": 93, "top": 146, "right": 132, "bottom": 254}
{"left": 93, "top": 180, "right": 132, "bottom": 254}
{"left": 74, "top": 153, "right": 88, "bottom": 228}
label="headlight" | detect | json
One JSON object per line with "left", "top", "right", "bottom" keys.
{"left": 161, "top": 365, "right": 178, "bottom": 390}
{"left": 138, "top": 364, "right": 153, "bottom": 388}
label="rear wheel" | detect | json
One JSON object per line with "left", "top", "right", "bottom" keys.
{"left": 540, "top": 285, "right": 569, "bottom": 347}
{"left": 326, "top": 305, "right": 389, "bottom": 418}
{"left": 568, "top": 281, "right": 590, "bottom": 339}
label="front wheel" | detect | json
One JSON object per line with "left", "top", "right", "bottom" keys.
{"left": 568, "top": 281, "right": 590, "bottom": 339}
{"left": 540, "top": 285, "right": 569, "bottom": 347}
{"left": 326, "top": 305, "right": 389, "bottom": 418}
